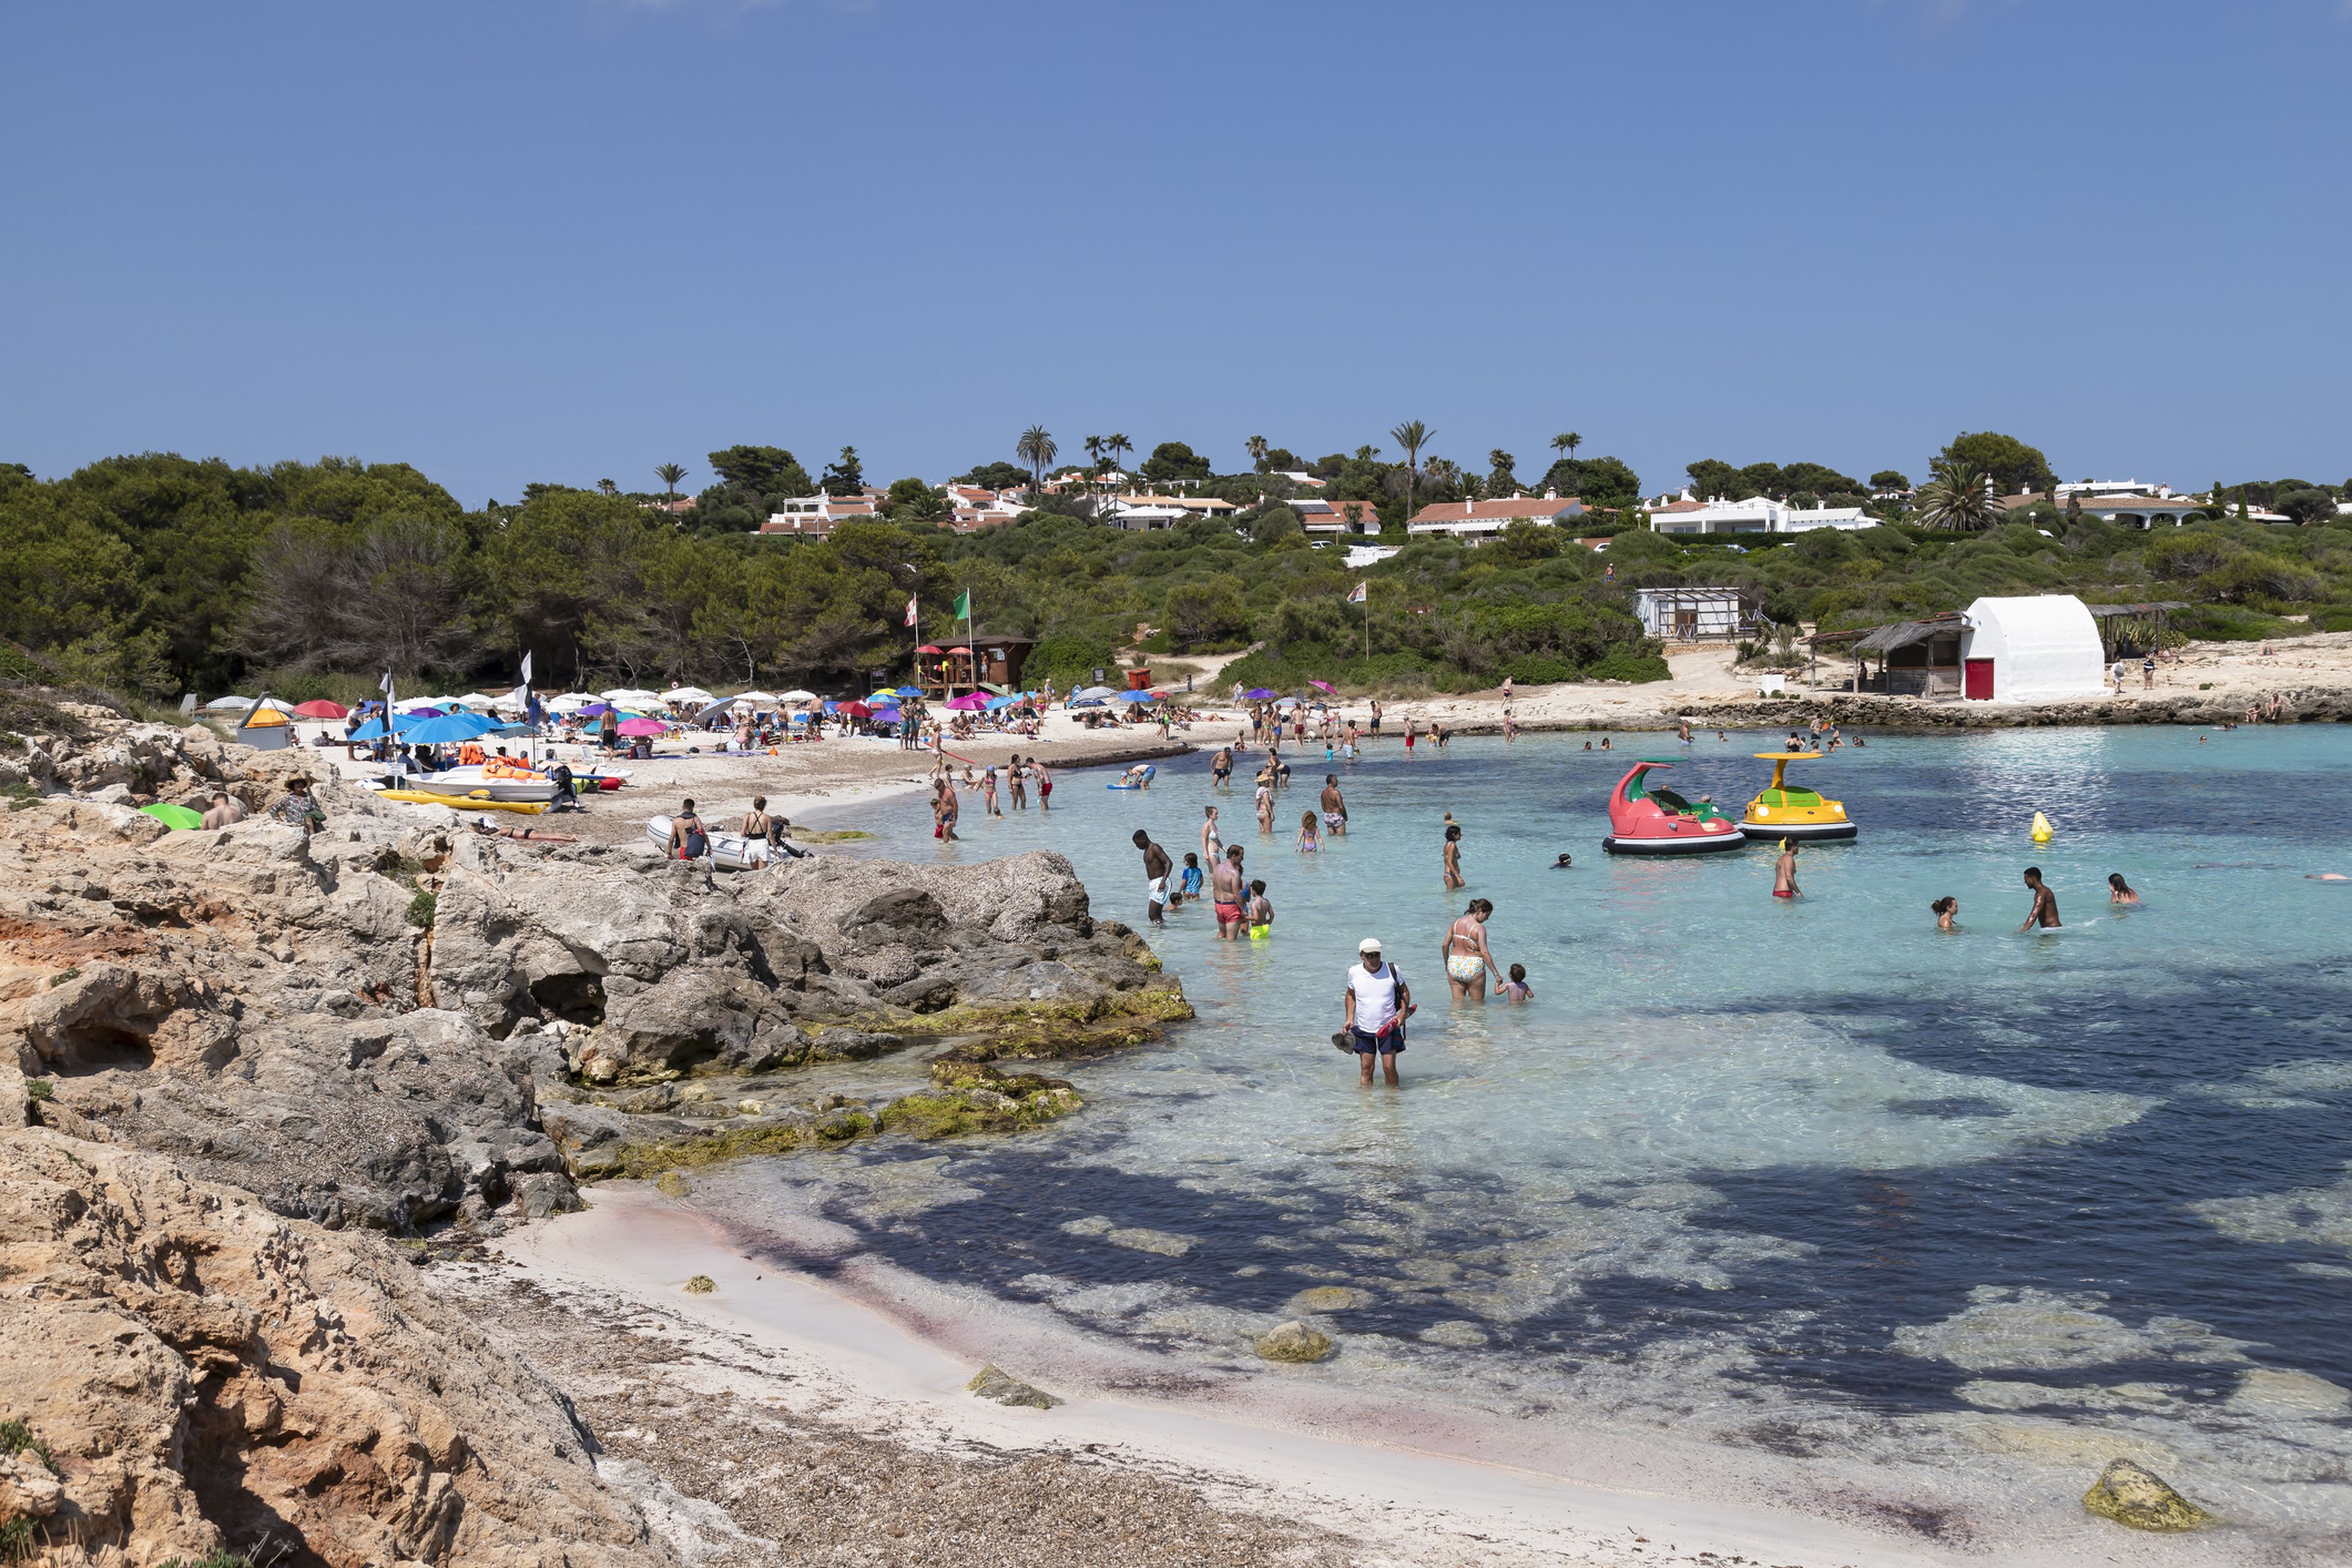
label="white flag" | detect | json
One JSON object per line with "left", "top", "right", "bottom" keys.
{"left": 519, "top": 650, "right": 533, "bottom": 685}
{"left": 904, "top": 595, "right": 919, "bottom": 628}
{"left": 1348, "top": 581, "right": 1368, "bottom": 604}
{"left": 379, "top": 669, "right": 397, "bottom": 696}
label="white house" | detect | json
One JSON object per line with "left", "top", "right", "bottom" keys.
{"left": 760, "top": 495, "right": 880, "bottom": 537}
{"left": 1406, "top": 494, "right": 1585, "bottom": 543}
{"left": 1958, "top": 595, "right": 2105, "bottom": 701}
{"left": 1106, "top": 502, "right": 1189, "bottom": 531}
{"left": 1297, "top": 498, "right": 1382, "bottom": 537}
{"left": 1648, "top": 496, "right": 1877, "bottom": 536}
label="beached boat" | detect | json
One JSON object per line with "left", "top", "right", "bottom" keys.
{"left": 377, "top": 788, "right": 545, "bottom": 815}
{"left": 1599, "top": 758, "right": 1747, "bottom": 855}
{"left": 398, "top": 771, "right": 562, "bottom": 804}
{"left": 644, "top": 815, "right": 770, "bottom": 870}
{"left": 1737, "top": 752, "right": 1857, "bottom": 842}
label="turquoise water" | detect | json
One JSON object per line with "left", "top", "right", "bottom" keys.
{"left": 705, "top": 726, "right": 2352, "bottom": 1547}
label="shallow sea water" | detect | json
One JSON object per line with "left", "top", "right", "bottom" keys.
{"left": 704, "top": 725, "right": 2352, "bottom": 1548}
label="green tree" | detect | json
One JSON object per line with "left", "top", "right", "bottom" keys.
{"left": 1246, "top": 434, "right": 1270, "bottom": 472}
{"left": 1487, "top": 449, "right": 1518, "bottom": 493}
{"left": 1109, "top": 433, "right": 1133, "bottom": 476}
{"left": 706, "top": 446, "right": 810, "bottom": 497}
{"left": 1164, "top": 573, "right": 1251, "bottom": 647}
{"left": 885, "top": 477, "right": 948, "bottom": 521}
{"left": 2275, "top": 488, "right": 2337, "bottom": 525}
{"left": 1869, "top": 470, "right": 1909, "bottom": 492}
{"left": 1550, "top": 432, "right": 1581, "bottom": 467}
{"left": 1940, "top": 431, "right": 2055, "bottom": 496}
{"left": 1389, "top": 420, "right": 1431, "bottom": 527}
{"left": 1139, "top": 441, "right": 1211, "bottom": 485}
{"left": 1016, "top": 426, "right": 1057, "bottom": 491}
{"left": 1912, "top": 459, "right": 2003, "bottom": 531}
{"left": 654, "top": 462, "right": 688, "bottom": 501}
{"left": 820, "top": 446, "right": 865, "bottom": 497}
{"left": 957, "top": 461, "right": 1030, "bottom": 491}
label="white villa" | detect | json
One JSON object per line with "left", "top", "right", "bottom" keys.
{"left": 1406, "top": 494, "right": 1585, "bottom": 544}
{"left": 1646, "top": 492, "right": 1876, "bottom": 536}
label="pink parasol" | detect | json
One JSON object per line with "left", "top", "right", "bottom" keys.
{"left": 944, "top": 692, "right": 989, "bottom": 710}
{"left": 1307, "top": 680, "right": 1334, "bottom": 693}
{"left": 616, "top": 716, "right": 668, "bottom": 736}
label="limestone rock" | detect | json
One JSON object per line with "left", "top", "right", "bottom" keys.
{"left": 2082, "top": 1458, "right": 2212, "bottom": 1532}
{"left": 1256, "top": 1321, "right": 1335, "bottom": 1363}
{"left": 0, "top": 1126, "right": 669, "bottom": 1567}
{"left": 967, "top": 1365, "right": 1063, "bottom": 1409}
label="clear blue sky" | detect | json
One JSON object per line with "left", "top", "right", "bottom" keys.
{"left": 5, "top": 2, "right": 2347, "bottom": 504}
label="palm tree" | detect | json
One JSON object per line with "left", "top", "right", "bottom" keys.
{"left": 1389, "top": 420, "right": 1431, "bottom": 528}
{"left": 1246, "top": 434, "right": 1269, "bottom": 472}
{"left": 1084, "top": 434, "right": 1104, "bottom": 470}
{"left": 1108, "top": 432, "right": 1132, "bottom": 481}
{"left": 654, "top": 462, "right": 687, "bottom": 502}
{"left": 1912, "top": 459, "right": 2002, "bottom": 531}
{"left": 1016, "top": 426, "right": 1057, "bottom": 493}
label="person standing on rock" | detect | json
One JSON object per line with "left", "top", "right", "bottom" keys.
{"left": 1134, "top": 829, "right": 1172, "bottom": 927}
{"left": 1343, "top": 937, "right": 1411, "bottom": 1088}
{"left": 1211, "top": 843, "right": 1247, "bottom": 940}
{"left": 270, "top": 777, "right": 325, "bottom": 835}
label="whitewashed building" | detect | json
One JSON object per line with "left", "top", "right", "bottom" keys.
{"left": 1648, "top": 495, "right": 1877, "bottom": 536}
{"left": 1958, "top": 595, "right": 2106, "bottom": 701}
{"left": 1406, "top": 494, "right": 1585, "bottom": 544}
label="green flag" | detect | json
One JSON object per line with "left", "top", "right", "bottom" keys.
{"left": 952, "top": 590, "right": 970, "bottom": 620}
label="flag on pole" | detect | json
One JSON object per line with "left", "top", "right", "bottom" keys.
{"left": 904, "top": 595, "right": 918, "bottom": 628}
{"left": 1348, "top": 581, "right": 1368, "bottom": 604}
{"left": 519, "top": 650, "right": 533, "bottom": 685}
{"left": 952, "top": 589, "right": 971, "bottom": 620}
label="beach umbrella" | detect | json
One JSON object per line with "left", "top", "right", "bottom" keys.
{"left": 402, "top": 714, "right": 491, "bottom": 745}
{"left": 291, "top": 699, "right": 349, "bottom": 718}
{"left": 347, "top": 712, "right": 432, "bottom": 741}
{"left": 1073, "top": 685, "right": 1116, "bottom": 700}
{"left": 1114, "top": 690, "right": 1156, "bottom": 704}
{"left": 546, "top": 693, "right": 592, "bottom": 712}
{"left": 1243, "top": 687, "right": 1278, "bottom": 700}
{"left": 616, "top": 716, "right": 668, "bottom": 737}
{"left": 984, "top": 695, "right": 1018, "bottom": 710}
{"left": 202, "top": 695, "right": 256, "bottom": 711}
{"left": 140, "top": 802, "right": 206, "bottom": 830}
{"left": 894, "top": 685, "right": 923, "bottom": 698}
{"left": 600, "top": 688, "right": 660, "bottom": 705}
{"left": 451, "top": 693, "right": 499, "bottom": 709}
{"left": 664, "top": 686, "right": 714, "bottom": 704}
{"left": 914, "top": 644, "right": 944, "bottom": 655}
{"left": 839, "top": 701, "right": 873, "bottom": 718}
{"left": 776, "top": 688, "right": 816, "bottom": 703}
{"left": 945, "top": 692, "right": 989, "bottom": 710}
{"left": 872, "top": 704, "right": 903, "bottom": 721}
{"left": 734, "top": 690, "right": 782, "bottom": 705}
{"left": 1307, "top": 680, "right": 1335, "bottom": 693}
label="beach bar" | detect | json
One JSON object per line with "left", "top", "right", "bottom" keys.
{"left": 917, "top": 633, "right": 1036, "bottom": 694}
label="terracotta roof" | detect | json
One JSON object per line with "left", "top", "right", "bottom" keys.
{"left": 1408, "top": 497, "right": 1582, "bottom": 524}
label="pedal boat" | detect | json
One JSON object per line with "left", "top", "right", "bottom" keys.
{"left": 1600, "top": 758, "right": 1747, "bottom": 855}
{"left": 1738, "top": 752, "right": 1856, "bottom": 842}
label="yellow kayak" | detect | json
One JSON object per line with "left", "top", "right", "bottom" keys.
{"left": 379, "top": 789, "right": 545, "bottom": 815}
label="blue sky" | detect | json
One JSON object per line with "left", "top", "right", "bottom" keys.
{"left": 4, "top": 1, "right": 2348, "bottom": 504}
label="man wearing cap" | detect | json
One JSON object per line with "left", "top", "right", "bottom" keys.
{"left": 1342, "top": 937, "right": 1411, "bottom": 1087}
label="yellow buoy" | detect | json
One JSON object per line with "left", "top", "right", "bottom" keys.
{"left": 2030, "top": 811, "right": 2054, "bottom": 842}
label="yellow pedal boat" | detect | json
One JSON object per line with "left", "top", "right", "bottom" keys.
{"left": 1738, "top": 752, "right": 1855, "bottom": 842}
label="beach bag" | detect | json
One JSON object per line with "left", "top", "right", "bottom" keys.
{"left": 677, "top": 821, "right": 709, "bottom": 859}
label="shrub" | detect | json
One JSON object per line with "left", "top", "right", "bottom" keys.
{"left": 1503, "top": 654, "right": 1577, "bottom": 685}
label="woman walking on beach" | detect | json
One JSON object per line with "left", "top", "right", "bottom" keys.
{"left": 1442, "top": 899, "right": 1502, "bottom": 1002}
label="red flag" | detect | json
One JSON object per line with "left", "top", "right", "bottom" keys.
{"left": 1348, "top": 581, "right": 1368, "bottom": 604}
{"left": 904, "top": 595, "right": 918, "bottom": 628}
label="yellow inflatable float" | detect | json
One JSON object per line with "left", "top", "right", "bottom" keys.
{"left": 378, "top": 789, "right": 545, "bottom": 815}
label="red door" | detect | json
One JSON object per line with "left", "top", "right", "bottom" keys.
{"left": 1964, "top": 658, "right": 1994, "bottom": 699}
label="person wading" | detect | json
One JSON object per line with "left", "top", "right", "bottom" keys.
{"left": 1442, "top": 897, "right": 1502, "bottom": 1002}
{"left": 1211, "top": 843, "right": 1247, "bottom": 940}
{"left": 2020, "top": 865, "right": 2061, "bottom": 930}
{"left": 1342, "top": 937, "right": 1412, "bottom": 1088}
{"left": 1134, "top": 829, "right": 1172, "bottom": 927}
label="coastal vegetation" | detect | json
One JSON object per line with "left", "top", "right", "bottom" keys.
{"left": 0, "top": 434, "right": 2345, "bottom": 702}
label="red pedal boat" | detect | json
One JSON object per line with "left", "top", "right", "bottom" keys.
{"left": 1600, "top": 758, "right": 1749, "bottom": 856}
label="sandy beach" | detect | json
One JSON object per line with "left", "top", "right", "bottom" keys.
{"left": 461, "top": 1182, "right": 1968, "bottom": 1568}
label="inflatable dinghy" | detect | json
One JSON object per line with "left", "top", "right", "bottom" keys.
{"left": 377, "top": 788, "right": 545, "bottom": 815}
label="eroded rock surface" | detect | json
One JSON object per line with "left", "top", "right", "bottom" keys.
{"left": 0, "top": 1125, "right": 668, "bottom": 1567}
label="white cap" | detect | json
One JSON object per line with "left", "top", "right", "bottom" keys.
{"left": 1358, "top": 936, "right": 1382, "bottom": 953}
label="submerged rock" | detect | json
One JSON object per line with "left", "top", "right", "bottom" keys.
{"left": 2082, "top": 1459, "right": 2212, "bottom": 1532}
{"left": 1256, "top": 1321, "right": 1335, "bottom": 1363}
{"left": 967, "top": 1365, "right": 1063, "bottom": 1409}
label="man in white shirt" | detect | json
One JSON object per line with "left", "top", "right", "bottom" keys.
{"left": 1342, "top": 937, "right": 1412, "bottom": 1088}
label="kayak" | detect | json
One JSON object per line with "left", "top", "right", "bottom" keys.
{"left": 378, "top": 789, "right": 545, "bottom": 815}
{"left": 644, "top": 815, "right": 769, "bottom": 870}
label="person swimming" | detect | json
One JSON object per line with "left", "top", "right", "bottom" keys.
{"left": 2109, "top": 873, "right": 2139, "bottom": 905}
{"left": 1552, "top": 851, "right": 1573, "bottom": 869}
{"left": 1932, "top": 895, "right": 1960, "bottom": 932}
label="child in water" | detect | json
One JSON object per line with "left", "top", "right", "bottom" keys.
{"left": 1502, "top": 963, "right": 1532, "bottom": 1003}
{"left": 1245, "top": 879, "right": 1273, "bottom": 939}
{"left": 1176, "top": 851, "right": 1204, "bottom": 907}
{"left": 1296, "top": 810, "right": 1321, "bottom": 853}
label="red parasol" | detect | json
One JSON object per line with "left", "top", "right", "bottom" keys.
{"left": 916, "top": 644, "right": 944, "bottom": 654}
{"left": 292, "top": 699, "right": 349, "bottom": 718}
{"left": 840, "top": 701, "right": 873, "bottom": 718}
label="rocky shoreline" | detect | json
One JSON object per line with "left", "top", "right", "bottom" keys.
{"left": 0, "top": 694, "right": 1199, "bottom": 1566}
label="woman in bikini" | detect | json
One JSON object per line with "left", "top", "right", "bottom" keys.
{"left": 1442, "top": 822, "right": 1465, "bottom": 890}
{"left": 1442, "top": 897, "right": 1502, "bottom": 1002}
